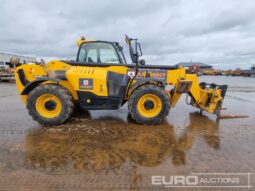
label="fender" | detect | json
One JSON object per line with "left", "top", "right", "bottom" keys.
{"left": 128, "top": 78, "right": 166, "bottom": 96}
{"left": 21, "top": 77, "right": 61, "bottom": 95}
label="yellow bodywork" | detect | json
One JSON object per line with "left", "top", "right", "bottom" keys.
{"left": 14, "top": 37, "right": 225, "bottom": 117}
{"left": 15, "top": 59, "right": 223, "bottom": 115}
{"left": 15, "top": 64, "right": 46, "bottom": 103}
{"left": 76, "top": 39, "right": 96, "bottom": 47}
{"left": 186, "top": 74, "right": 222, "bottom": 113}
{"left": 14, "top": 60, "right": 78, "bottom": 103}
{"left": 66, "top": 66, "right": 128, "bottom": 97}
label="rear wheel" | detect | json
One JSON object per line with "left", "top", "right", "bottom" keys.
{"left": 27, "top": 84, "right": 74, "bottom": 126}
{"left": 128, "top": 84, "right": 170, "bottom": 125}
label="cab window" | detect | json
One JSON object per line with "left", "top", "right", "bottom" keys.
{"left": 100, "top": 48, "right": 119, "bottom": 63}
{"left": 77, "top": 42, "right": 120, "bottom": 64}
{"left": 86, "top": 49, "right": 97, "bottom": 63}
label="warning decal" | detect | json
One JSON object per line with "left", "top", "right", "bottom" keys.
{"left": 79, "top": 78, "right": 93, "bottom": 90}
{"left": 127, "top": 69, "right": 167, "bottom": 80}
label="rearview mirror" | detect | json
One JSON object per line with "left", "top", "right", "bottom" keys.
{"left": 129, "top": 46, "right": 136, "bottom": 63}
{"left": 125, "top": 34, "right": 131, "bottom": 46}
{"left": 137, "top": 43, "right": 142, "bottom": 56}
{"left": 139, "top": 59, "right": 146, "bottom": 66}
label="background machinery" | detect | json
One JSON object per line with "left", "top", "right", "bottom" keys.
{"left": 13, "top": 35, "right": 227, "bottom": 125}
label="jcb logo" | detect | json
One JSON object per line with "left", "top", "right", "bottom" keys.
{"left": 83, "top": 80, "right": 89, "bottom": 86}
{"left": 79, "top": 78, "right": 93, "bottom": 90}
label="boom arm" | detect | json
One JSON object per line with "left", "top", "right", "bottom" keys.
{"left": 167, "top": 69, "right": 227, "bottom": 115}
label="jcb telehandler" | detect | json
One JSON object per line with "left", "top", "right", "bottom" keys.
{"left": 12, "top": 35, "right": 227, "bottom": 125}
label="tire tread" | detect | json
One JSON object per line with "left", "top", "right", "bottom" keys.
{"left": 128, "top": 84, "right": 170, "bottom": 125}
{"left": 27, "top": 84, "right": 74, "bottom": 126}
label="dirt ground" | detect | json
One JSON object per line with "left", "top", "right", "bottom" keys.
{"left": 0, "top": 76, "right": 254, "bottom": 191}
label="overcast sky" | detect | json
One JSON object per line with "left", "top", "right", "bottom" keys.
{"left": 0, "top": 0, "right": 255, "bottom": 69}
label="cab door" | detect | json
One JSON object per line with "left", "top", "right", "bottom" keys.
{"left": 67, "top": 41, "right": 130, "bottom": 109}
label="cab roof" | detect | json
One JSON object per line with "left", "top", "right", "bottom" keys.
{"left": 76, "top": 37, "right": 119, "bottom": 47}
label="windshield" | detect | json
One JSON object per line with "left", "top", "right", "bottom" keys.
{"left": 77, "top": 42, "right": 120, "bottom": 64}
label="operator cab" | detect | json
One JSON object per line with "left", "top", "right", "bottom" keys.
{"left": 77, "top": 41, "right": 127, "bottom": 64}
{"left": 76, "top": 35, "right": 145, "bottom": 66}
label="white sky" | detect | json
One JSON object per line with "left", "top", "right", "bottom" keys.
{"left": 0, "top": 0, "right": 255, "bottom": 69}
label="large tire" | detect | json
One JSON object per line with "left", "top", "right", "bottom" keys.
{"left": 27, "top": 84, "right": 74, "bottom": 126}
{"left": 128, "top": 84, "right": 170, "bottom": 125}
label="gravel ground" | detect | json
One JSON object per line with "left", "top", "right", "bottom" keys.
{"left": 0, "top": 76, "right": 254, "bottom": 191}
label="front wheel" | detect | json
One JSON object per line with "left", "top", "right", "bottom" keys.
{"left": 27, "top": 84, "right": 74, "bottom": 126}
{"left": 128, "top": 84, "right": 170, "bottom": 125}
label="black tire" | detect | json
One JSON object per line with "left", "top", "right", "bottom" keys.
{"left": 27, "top": 84, "right": 74, "bottom": 126}
{"left": 128, "top": 84, "right": 170, "bottom": 125}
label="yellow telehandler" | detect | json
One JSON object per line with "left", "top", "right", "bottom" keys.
{"left": 12, "top": 35, "right": 227, "bottom": 125}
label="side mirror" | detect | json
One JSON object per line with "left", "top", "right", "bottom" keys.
{"left": 137, "top": 43, "right": 142, "bottom": 56}
{"left": 139, "top": 59, "right": 146, "bottom": 66}
{"left": 10, "top": 56, "right": 20, "bottom": 66}
{"left": 118, "top": 46, "right": 123, "bottom": 51}
{"left": 129, "top": 46, "right": 137, "bottom": 63}
{"left": 125, "top": 34, "right": 131, "bottom": 46}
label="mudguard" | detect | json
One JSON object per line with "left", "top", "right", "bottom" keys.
{"left": 21, "top": 77, "right": 61, "bottom": 95}
{"left": 128, "top": 78, "right": 166, "bottom": 95}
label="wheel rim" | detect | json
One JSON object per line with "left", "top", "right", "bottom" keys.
{"left": 35, "top": 94, "right": 62, "bottom": 118}
{"left": 137, "top": 94, "right": 162, "bottom": 118}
